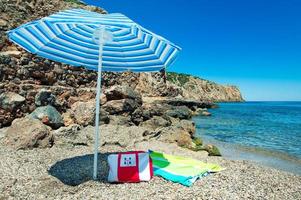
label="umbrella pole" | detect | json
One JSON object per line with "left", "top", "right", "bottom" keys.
{"left": 93, "top": 27, "right": 105, "bottom": 180}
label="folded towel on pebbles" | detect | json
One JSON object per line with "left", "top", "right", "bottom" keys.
{"left": 149, "top": 150, "right": 224, "bottom": 186}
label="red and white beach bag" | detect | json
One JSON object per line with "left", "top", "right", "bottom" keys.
{"left": 107, "top": 151, "right": 153, "bottom": 183}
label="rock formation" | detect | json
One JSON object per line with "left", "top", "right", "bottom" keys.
{"left": 166, "top": 72, "right": 244, "bottom": 102}
{"left": 2, "top": 117, "right": 54, "bottom": 150}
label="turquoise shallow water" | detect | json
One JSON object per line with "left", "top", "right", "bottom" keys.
{"left": 194, "top": 101, "right": 301, "bottom": 174}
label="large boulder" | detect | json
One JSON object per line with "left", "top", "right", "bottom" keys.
{"left": 130, "top": 107, "right": 144, "bottom": 125}
{"left": 71, "top": 100, "right": 109, "bottom": 126}
{"left": 3, "top": 117, "right": 53, "bottom": 150}
{"left": 142, "top": 103, "right": 167, "bottom": 119}
{"left": 140, "top": 116, "right": 172, "bottom": 130}
{"left": 155, "top": 126, "right": 193, "bottom": 148}
{"left": 131, "top": 103, "right": 167, "bottom": 125}
{"left": 173, "top": 119, "right": 196, "bottom": 135}
{"left": 104, "top": 85, "right": 142, "bottom": 104}
{"left": 0, "top": 92, "right": 25, "bottom": 111}
{"left": 166, "top": 106, "right": 192, "bottom": 119}
{"left": 29, "top": 105, "right": 64, "bottom": 129}
{"left": 71, "top": 101, "right": 95, "bottom": 126}
{"left": 102, "top": 99, "right": 140, "bottom": 115}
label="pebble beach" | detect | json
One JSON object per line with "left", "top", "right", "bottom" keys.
{"left": 1, "top": 140, "right": 300, "bottom": 200}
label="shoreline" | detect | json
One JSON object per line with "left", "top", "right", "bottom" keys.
{"left": 193, "top": 101, "right": 301, "bottom": 175}
{"left": 198, "top": 134, "right": 301, "bottom": 175}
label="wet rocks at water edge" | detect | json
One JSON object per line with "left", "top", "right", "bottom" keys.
{"left": 172, "top": 119, "right": 196, "bottom": 135}
{"left": 189, "top": 137, "right": 221, "bottom": 156}
{"left": 203, "top": 144, "right": 221, "bottom": 156}
{"left": 166, "top": 106, "right": 192, "bottom": 120}
{"left": 161, "top": 98, "right": 215, "bottom": 110}
{"left": 192, "top": 137, "right": 203, "bottom": 147}
{"left": 151, "top": 125, "right": 195, "bottom": 149}
{"left": 200, "top": 110, "right": 212, "bottom": 116}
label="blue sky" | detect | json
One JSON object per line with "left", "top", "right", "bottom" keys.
{"left": 83, "top": 0, "right": 301, "bottom": 101}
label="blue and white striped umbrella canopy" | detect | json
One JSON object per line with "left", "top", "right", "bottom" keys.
{"left": 7, "top": 9, "right": 181, "bottom": 72}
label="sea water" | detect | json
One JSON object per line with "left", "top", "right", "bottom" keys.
{"left": 194, "top": 101, "right": 301, "bottom": 174}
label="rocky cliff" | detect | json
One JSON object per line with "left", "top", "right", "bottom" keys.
{"left": 166, "top": 72, "right": 244, "bottom": 102}
{"left": 102, "top": 72, "right": 244, "bottom": 102}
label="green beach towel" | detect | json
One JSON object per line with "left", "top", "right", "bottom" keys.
{"left": 149, "top": 150, "right": 224, "bottom": 187}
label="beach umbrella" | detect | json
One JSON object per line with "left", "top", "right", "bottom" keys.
{"left": 7, "top": 8, "right": 181, "bottom": 180}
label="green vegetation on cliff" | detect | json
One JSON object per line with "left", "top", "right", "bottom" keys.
{"left": 167, "top": 72, "right": 191, "bottom": 86}
{"left": 166, "top": 71, "right": 244, "bottom": 102}
{"left": 167, "top": 71, "right": 215, "bottom": 86}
